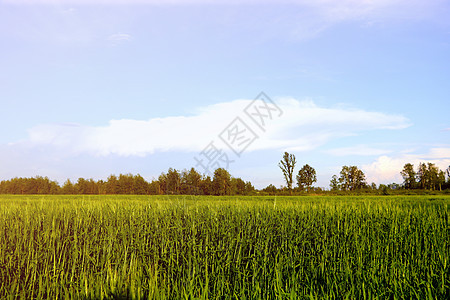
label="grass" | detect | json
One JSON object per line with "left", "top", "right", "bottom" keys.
{"left": 0, "top": 195, "right": 449, "bottom": 299}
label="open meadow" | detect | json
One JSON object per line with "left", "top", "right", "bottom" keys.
{"left": 0, "top": 195, "right": 449, "bottom": 299}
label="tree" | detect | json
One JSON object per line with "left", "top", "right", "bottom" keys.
{"left": 244, "top": 181, "right": 255, "bottom": 195}
{"left": 158, "top": 172, "right": 167, "bottom": 194}
{"left": 61, "top": 179, "right": 76, "bottom": 194}
{"left": 148, "top": 180, "right": 160, "bottom": 195}
{"left": 444, "top": 166, "right": 450, "bottom": 190}
{"left": 338, "top": 166, "right": 367, "bottom": 191}
{"left": 437, "top": 170, "right": 446, "bottom": 191}
{"left": 97, "top": 180, "right": 107, "bottom": 195}
{"left": 166, "top": 168, "right": 181, "bottom": 194}
{"left": 181, "top": 168, "right": 202, "bottom": 195}
{"left": 417, "top": 162, "right": 440, "bottom": 190}
{"left": 329, "top": 175, "right": 339, "bottom": 191}
{"left": 86, "top": 178, "right": 98, "bottom": 194}
{"left": 446, "top": 166, "right": 450, "bottom": 187}
{"left": 75, "top": 178, "right": 88, "bottom": 194}
{"left": 428, "top": 163, "right": 439, "bottom": 190}
{"left": 446, "top": 166, "right": 450, "bottom": 181}
{"left": 417, "top": 162, "right": 428, "bottom": 189}
{"left": 296, "top": 164, "right": 317, "bottom": 191}
{"left": 106, "top": 175, "right": 119, "bottom": 194}
{"left": 118, "top": 174, "right": 134, "bottom": 194}
{"left": 400, "top": 163, "right": 416, "bottom": 189}
{"left": 231, "top": 177, "right": 246, "bottom": 195}
{"left": 133, "top": 174, "right": 149, "bottom": 195}
{"left": 279, "top": 152, "right": 296, "bottom": 193}
{"left": 263, "top": 184, "right": 278, "bottom": 195}
{"left": 212, "top": 168, "right": 232, "bottom": 196}
{"left": 379, "top": 184, "right": 389, "bottom": 195}
{"left": 200, "top": 176, "right": 212, "bottom": 195}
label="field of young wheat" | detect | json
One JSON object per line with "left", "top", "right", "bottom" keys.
{"left": 0, "top": 195, "right": 448, "bottom": 299}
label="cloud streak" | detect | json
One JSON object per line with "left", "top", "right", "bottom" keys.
{"left": 17, "top": 97, "right": 410, "bottom": 157}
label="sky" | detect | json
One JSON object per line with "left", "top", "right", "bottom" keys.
{"left": 1, "top": 0, "right": 449, "bottom": 189}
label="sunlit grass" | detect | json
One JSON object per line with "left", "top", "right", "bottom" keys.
{"left": 0, "top": 195, "right": 449, "bottom": 299}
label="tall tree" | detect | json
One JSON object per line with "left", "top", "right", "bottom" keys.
{"left": 400, "top": 163, "right": 416, "bottom": 189}
{"left": 296, "top": 164, "right": 317, "bottom": 191}
{"left": 279, "top": 152, "right": 296, "bottom": 192}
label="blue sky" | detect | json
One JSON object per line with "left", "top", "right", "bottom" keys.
{"left": 1, "top": 0, "right": 449, "bottom": 188}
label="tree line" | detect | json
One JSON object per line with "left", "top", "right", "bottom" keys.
{"left": 278, "top": 152, "right": 369, "bottom": 193}
{"left": 1, "top": 152, "right": 449, "bottom": 195}
{"left": 0, "top": 168, "right": 254, "bottom": 195}
{"left": 276, "top": 152, "right": 450, "bottom": 194}
{"left": 400, "top": 162, "right": 450, "bottom": 191}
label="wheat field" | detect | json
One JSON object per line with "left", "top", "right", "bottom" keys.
{"left": 0, "top": 195, "right": 448, "bottom": 299}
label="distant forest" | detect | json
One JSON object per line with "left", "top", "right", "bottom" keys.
{"left": 1, "top": 158, "right": 449, "bottom": 195}
{"left": 0, "top": 168, "right": 254, "bottom": 196}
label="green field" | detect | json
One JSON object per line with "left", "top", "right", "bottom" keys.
{"left": 0, "top": 195, "right": 449, "bottom": 299}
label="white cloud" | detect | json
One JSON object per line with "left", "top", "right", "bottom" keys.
{"left": 325, "top": 144, "right": 392, "bottom": 156}
{"left": 16, "top": 97, "right": 410, "bottom": 157}
{"left": 363, "top": 155, "right": 409, "bottom": 184}
{"left": 363, "top": 149, "right": 450, "bottom": 184}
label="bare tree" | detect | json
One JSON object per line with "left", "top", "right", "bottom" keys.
{"left": 279, "top": 152, "right": 296, "bottom": 192}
